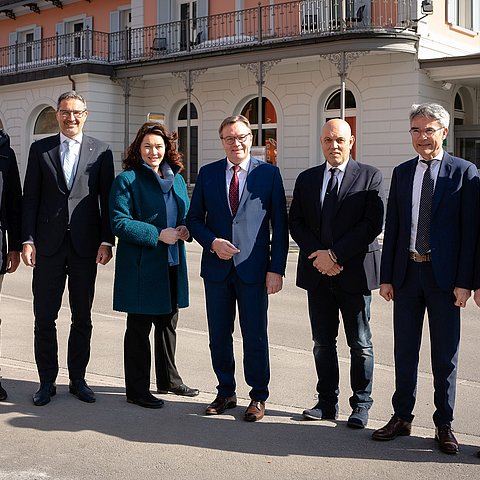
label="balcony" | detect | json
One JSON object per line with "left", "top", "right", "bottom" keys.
{"left": 0, "top": 0, "right": 417, "bottom": 77}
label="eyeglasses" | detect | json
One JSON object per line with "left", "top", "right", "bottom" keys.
{"left": 221, "top": 133, "right": 252, "bottom": 145}
{"left": 58, "top": 110, "right": 87, "bottom": 119}
{"left": 409, "top": 127, "right": 443, "bottom": 137}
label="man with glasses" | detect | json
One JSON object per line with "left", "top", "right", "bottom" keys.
{"left": 22, "top": 91, "right": 115, "bottom": 406}
{"left": 372, "top": 103, "right": 479, "bottom": 454}
{"left": 187, "top": 115, "right": 288, "bottom": 421}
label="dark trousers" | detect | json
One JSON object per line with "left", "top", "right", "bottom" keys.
{"left": 124, "top": 267, "right": 182, "bottom": 398}
{"left": 204, "top": 268, "right": 270, "bottom": 401}
{"left": 33, "top": 234, "right": 97, "bottom": 382}
{"left": 392, "top": 261, "right": 460, "bottom": 426}
{"left": 307, "top": 279, "right": 373, "bottom": 413}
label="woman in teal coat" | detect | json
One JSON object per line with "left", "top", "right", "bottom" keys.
{"left": 110, "top": 122, "right": 198, "bottom": 408}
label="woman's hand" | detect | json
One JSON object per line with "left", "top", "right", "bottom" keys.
{"left": 159, "top": 227, "right": 180, "bottom": 245}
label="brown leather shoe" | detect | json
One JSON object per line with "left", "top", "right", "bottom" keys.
{"left": 244, "top": 400, "right": 265, "bottom": 422}
{"left": 435, "top": 425, "right": 459, "bottom": 454}
{"left": 205, "top": 395, "right": 237, "bottom": 415}
{"left": 372, "top": 415, "right": 412, "bottom": 441}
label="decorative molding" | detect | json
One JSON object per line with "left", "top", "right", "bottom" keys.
{"left": 44, "top": 0, "right": 63, "bottom": 9}
{"left": 0, "top": 9, "right": 16, "bottom": 20}
{"left": 112, "top": 77, "right": 142, "bottom": 96}
{"left": 321, "top": 51, "right": 369, "bottom": 76}
{"left": 172, "top": 69, "right": 207, "bottom": 91}
{"left": 240, "top": 60, "right": 280, "bottom": 84}
{"left": 25, "top": 3, "right": 41, "bottom": 14}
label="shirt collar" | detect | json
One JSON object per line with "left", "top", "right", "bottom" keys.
{"left": 326, "top": 157, "right": 349, "bottom": 173}
{"left": 60, "top": 132, "right": 83, "bottom": 145}
{"left": 418, "top": 149, "right": 443, "bottom": 164}
{"left": 227, "top": 156, "right": 250, "bottom": 172}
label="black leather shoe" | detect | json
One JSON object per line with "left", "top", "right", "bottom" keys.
{"left": 33, "top": 382, "right": 56, "bottom": 406}
{"left": 157, "top": 384, "right": 200, "bottom": 397}
{"left": 477, "top": 450, "right": 480, "bottom": 458}
{"left": 371, "top": 414, "right": 412, "bottom": 440}
{"left": 127, "top": 393, "right": 164, "bottom": 409}
{"left": 0, "top": 382, "right": 7, "bottom": 401}
{"left": 435, "top": 424, "right": 459, "bottom": 454}
{"left": 205, "top": 395, "right": 237, "bottom": 415}
{"left": 69, "top": 379, "right": 96, "bottom": 403}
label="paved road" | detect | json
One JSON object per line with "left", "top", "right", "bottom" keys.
{"left": 0, "top": 241, "right": 479, "bottom": 479}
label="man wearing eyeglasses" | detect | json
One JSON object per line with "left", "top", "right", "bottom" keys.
{"left": 372, "top": 103, "right": 479, "bottom": 455}
{"left": 22, "top": 91, "right": 115, "bottom": 406}
{"left": 187, "top": 115, "right": 288, "bottom": 422}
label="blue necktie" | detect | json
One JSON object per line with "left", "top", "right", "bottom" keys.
{"left": 415, "top": 161, "right": 434, "bottom": 255}
{"left": 63, "top": 139, "right": 76, "bottom": 189}
{"left": 320, "top": 167, "right": 339, "bottom": 247}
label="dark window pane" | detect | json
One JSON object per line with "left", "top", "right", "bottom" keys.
{"left": 326, "top": 90, "right": 356, "bottom": 110}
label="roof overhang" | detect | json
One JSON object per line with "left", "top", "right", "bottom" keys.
{"left": 419, "top": 53, "right": 480, "bottom": 88}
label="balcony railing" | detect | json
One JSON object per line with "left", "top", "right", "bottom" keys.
{"left": 0, "top": 0, "right": 416, "bottom": 75}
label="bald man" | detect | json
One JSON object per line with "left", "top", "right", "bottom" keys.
{"left": 289, "top": 119, "right": 385, "bottom": 429}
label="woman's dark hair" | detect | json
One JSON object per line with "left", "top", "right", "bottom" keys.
{"left": 123, "top": 122, "right": 183, "bottom": 171}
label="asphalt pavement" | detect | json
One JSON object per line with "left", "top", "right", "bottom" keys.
{"left": 0, "top": 240, "right": 479, "bottom": 480}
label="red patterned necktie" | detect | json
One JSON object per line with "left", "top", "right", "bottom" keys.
{"left": 229, "top": 165, "right": 240, "bottom": 216}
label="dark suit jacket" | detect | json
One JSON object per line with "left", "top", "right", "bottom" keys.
{"left": 289, "top": 158, "right": 385, "bottom": 294}
{"left": 186, "top": 156, "right": 289, "bottom": 284}
{"left": 0, "top": 130, "right": 22, "bottom": 274}
{"left": 381, "top": 151, "right": 479, "bottom": 292}
{"left": 22, "top": 133, "right": 114, "bottom": 257}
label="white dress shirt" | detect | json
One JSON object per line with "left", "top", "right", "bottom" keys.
{"left": 320, "top": 158, "right": 349, "bottom": 205}
{"left": 409, "top": 151, "right": 443, "bottom": 253}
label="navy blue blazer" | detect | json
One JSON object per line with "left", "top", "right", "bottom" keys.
{"left": 186, "top": 157, "right": 288, "bottom": 284}
{"left": 289, "top": 158, "right": 385, "bottom": 294}
{"left": 380, "top": 151, "right": 479, "bottom": 292}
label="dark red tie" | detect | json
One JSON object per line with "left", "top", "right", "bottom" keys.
{"left": 229, "top": 165, "right": 240, "bottom": 216}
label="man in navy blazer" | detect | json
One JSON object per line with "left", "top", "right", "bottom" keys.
{"left": 0, "top": 129, "right": 22, "bottom": 401}
{"left": 22, "top": 91, "right": 115, "bottom": 406}
{"left": 289, "top": 119, "right": 385, "bottom": 429}
{"left": 187, "top": 115, "right": 288, "bottom": 422}
{"left": 372, "top": 104, "right": 479, "bottom": 454}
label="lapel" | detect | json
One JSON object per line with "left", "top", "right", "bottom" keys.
{"left": 71, "top": 135, "right": 95, "bottom": 191}
{"left": 236, "top": 156, "right": 261, "bottom": 215}
{"left": 315, "top": 163, "right": 326, "bottom": 223}
{"left": 216, "top": 158, "right": 231, "bottom": 216}
{"left": 336, "top": 157, "right": 359, "bottom": 211}
{"left": 432, "top": 151, "right": 452, "bottom": 216}
{"left": 401, "top": 157, "right": 417, "bottom": 228}
{"left": 46, "top": 134, "right": 68, "bottom": 192}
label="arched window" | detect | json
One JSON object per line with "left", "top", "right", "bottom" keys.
{"left": 324, "top": 89, "right": 357, "bottom": 160}
{"left": 177, "top": 103, "right": 198, "bottom": 184}
{"left": 34, "top": 107, "right": 58, "bottom": 137}
{"left": 241, "top": 97, "right": 277, "bottom": 165}
{"left": 454, "top": 92, "right": 465, "bottom": 126}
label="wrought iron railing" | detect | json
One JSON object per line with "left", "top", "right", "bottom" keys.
{"left": 0, "top": 0, "right": 416, "bottom": 75}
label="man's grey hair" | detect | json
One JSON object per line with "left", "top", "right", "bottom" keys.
{"left": 409, "top": 103, "right": 450, "bottom": 128}
{"left": 57, "top": 91, "right": 87, "bottom": 110}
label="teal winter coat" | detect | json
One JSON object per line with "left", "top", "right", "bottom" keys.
{"left": 109, "top": 164, "right": 190, "bottom": 315}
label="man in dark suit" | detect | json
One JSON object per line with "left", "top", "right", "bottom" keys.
{"left": 187, "top": 115, "right": 288, "bottom": 422}
{"left": 0, "top": 129, "right": 22, "bottom": 401}
{"left": 22, "top": 91, "right": 115, "bottom": 406}
{"left": 289, "top": 119, "right": 385, "bottom": 429}
{"left": 372, "top": 103, "right": 479, "bottom": 454}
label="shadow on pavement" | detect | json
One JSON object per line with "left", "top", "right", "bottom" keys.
{"left": 2, "top": 379, "right": 479, "bottom": 464}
